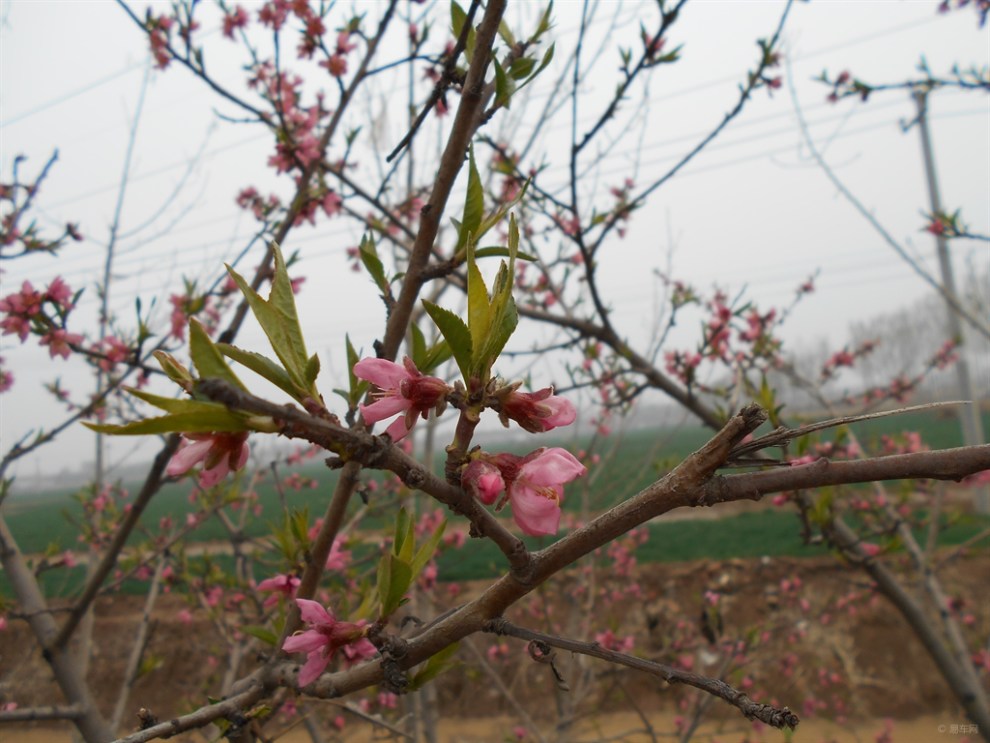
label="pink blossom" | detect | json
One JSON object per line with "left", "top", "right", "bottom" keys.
{"left": 479, "top": 448, "right": 587, "bottom": 536}
{"left": 321, "top": 190, "right": 342, "bottom": 217}
{"left": 283, "top": 599, "right": 374, "bottom": 686}
{"left": 461, "top": 459, "right": 505, "bottom": 505}
{"left": 0, "top": 365, "right": 12, "bottom": 393}
{"left": 40, "top": 329, "right": 83, "bottom": 359}
{"left": 166, "top": 432, "right": 250, "bottom": 488}
{"left": 324, "top": 54, "right": 348, "bottom": 77}
{"left": 325, "top": 538, "right": 351, "bottom": 571}
{"left": 496, "top": 386, "right": 576, "bottom": 433}
{"left": 257, "top": 573, "right": 301, "bottom": 607}
{"left": 354, "top": 357, "right": 450, "bottom": 440}
{"left": 335, "top": 31, "right": 357, "bottom": 54}
{"left": 222, "top": 6, "right": 249, "bottom": 38}
{"left": 45, "top": 277, "right": 74, "bottom": 309}
{"left": 861, "top": 542, "right": 882, "bottom": 558}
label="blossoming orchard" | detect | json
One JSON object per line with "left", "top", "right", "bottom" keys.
{"left": 1, "top": 1, "right": 989, "bottom": 742}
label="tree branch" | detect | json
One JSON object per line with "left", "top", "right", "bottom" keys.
{"left": 484, "top": 618, "right": 799, "bottom": 730}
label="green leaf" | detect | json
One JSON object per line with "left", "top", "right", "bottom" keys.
{"left": 450, "top": 0, "right": 466, "bottom": 39}
{"left": 456, "top": 148, "right": 485, "bottom": 255}
{"left": 474, "top": 215, "right": 520, "bottom": 368}
{"left": 466, "top": 241, "right": 492, "bottom": 362}
{"left": 242, "top": 625, "right": 278, "bottom": 646}
{"left": 189, "top": 319, "right": 245, "bottom": 390}
{"left": 84, "top": 409, "right": 250, "bottom": 436}
{"left": 410, "top": 324, "right": 428, "bottom": 370}
{"left": 304, "top": 353, "right": 321, "bottom": 387}
{"left": 377, "top": 553, "right": 413, "bottom": 618}
{"left": 493, "top": 58, "right": 513, "bottom": 109}
{"left": 269, "top": 245, "right": 310, "bottom": 364}
{"left": 393, "top": 507, "right": 414, "bottom": 562}
{"left": 344, "top": 334, "right": 368, "bottom": 406}
{"left": 217, "top": 344, "right": 299, "bottom": 400}
{"left": 153, "top": 351, "right": 193, "bottom": 389}
{"left": 421, "top": 340, "right": 453, "bottom": 374}
{"left": 474, "top": 178, "right": 530, "bottom": 243}
{"left": 408, "top": 642, "right": 460, "bottom": 691}
{"left": 475, "top": 246, "right": 537, "bottom": 262}
{"left": 225, "top": 244, "right": 311, "bottom": 393}
{"left": 359, "top": 234, "right": 388, "bottom": 293}
{"left": 497, "top": 19, "right": 516, "bottom": 47}
{"left": 422, "top": 300, "right": 472, "bottom": 381}
{"left": 126, "top": 388, "right": 221, "bottom": 415}
{"left": 411, "top": 518, "right": 446, "bottom": 579}
{"left": 532, "top": 0, "right": 553, "bottom": 42}
{"left": 509, "top": 56, "right": 535, "bottom": 80}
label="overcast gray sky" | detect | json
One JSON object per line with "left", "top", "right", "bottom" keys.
{"left": 1, "top": 0, "right": 988, "bottom": 486}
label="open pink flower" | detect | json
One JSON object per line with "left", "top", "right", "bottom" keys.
{"left": 354, "top": 357, "right": 450, "bottom": 440}
{"left": 496, "top": 386, "right": 576, "bottom": 433}
{"left": 469, "top": 448, "right": 587, "bottom": 536}
{"left": 40, "top": 329, "right": 83, "bottom": 359}
{"left": 257, "top": 573, "right": 300, "bottom": 607}
{"left": 283, "top": 599, "right": 374, "bottom": 687}
{"left": 166, "top": 432, "right": 249, "bottom": 488}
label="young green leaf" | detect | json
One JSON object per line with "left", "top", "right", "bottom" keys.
{"left": 422, "top": 300, "right": 473, "bottom": 381}
{"left": 225, "top": 244, "right": 312, "bottom": 394}
{"left": 393, "top": 507, "right": 414, "bottom": 562}
{"left": 456, "top": 148, "right": 485, "bottom": 255}
{"left": 474, "top": 246, "right": 537, "bottom": 262}
{"left": 508, "top": 56, "right": 535, "bottom": 80}
{"left": 410, "top": 323, "right": 428, "bottom": 370}
{"left": 359, "top": 234, "right": 388, "bottom": 294}
{"left": 84, "top": 408, "right": 250, "bottom": 436}
{"left": 466, "top": 241, "right": 492, "bottom": 361}
{"left": 189, "top": 319, "right": 245, "bottom": 390}
{"left": 377, "top": 553, "right": 413, "bottom": 618}
{"left": 153, "top": 351, "right": 193, "bottom": 389}
{"left": 408, "top": 642, "right": 460, "bottom": 691}
{"left": 242, "top": 625, "right": 278, "bottom": 646}
{"left": 497, "top": 18, "right": 516, "bottom": 47}
{"left": 420, "top": 339, "right": 453, "bottom": 374}
{"left": 493, "top": 58, "right": 514, "bottom": 108}
{"left": 450, "top": 0, "right": 466, "bottom": 39}
{"left": 217, "top": 344, "right": 299, "bottom": 400}
{"left": 410, "top": 518, "right": 446, "bottom": 579}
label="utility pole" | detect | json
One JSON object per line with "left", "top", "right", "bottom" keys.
{"left": 914, "top": 89, "right": 988, "bottom": 514}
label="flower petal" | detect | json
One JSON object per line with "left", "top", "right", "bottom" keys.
{"left": 543, "top": 396, "right": 576, "bottom": 428}
{"left": 283, "top": 629, "right": 327, "bottom": 655}
{"left": 510, "top": 483, "right": 562, "bottom": 537}
{"left": 295, "top": 598, "right": 334, "bottom": 627}
{"left": 297, "top": 649, "right": 331, "bottom": 687}
{"left": 518, "top": 448, "right": 586, "bottom": 487}
{"left": 165, "top": 439, "right": 213, "bottom": 476}
{"left": 354, "top": 358, "right": 409, "bottom": 389}
{"left": 359, "top": 396, "right": 409, "bottom": 424}
{"left": 384, "top": 415, "right": 412, "bottom": 441}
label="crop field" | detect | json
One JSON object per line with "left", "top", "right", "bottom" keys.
{"left": 3, "top": 408, "right": 988, "bottom": 597}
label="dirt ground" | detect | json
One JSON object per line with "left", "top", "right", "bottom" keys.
{"left": 0, "top": 712, "right": 973, "bottom": 743}
{"left": 2, "top": 551, "right": 988, "bottom": 742}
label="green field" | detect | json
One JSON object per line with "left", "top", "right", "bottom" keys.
{"left": 2, "top": 408, "right": 987, "bottom": 597}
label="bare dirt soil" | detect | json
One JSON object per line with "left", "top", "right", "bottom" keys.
{"left": 2, "top": 552, "right": 988, "bottom": 742}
